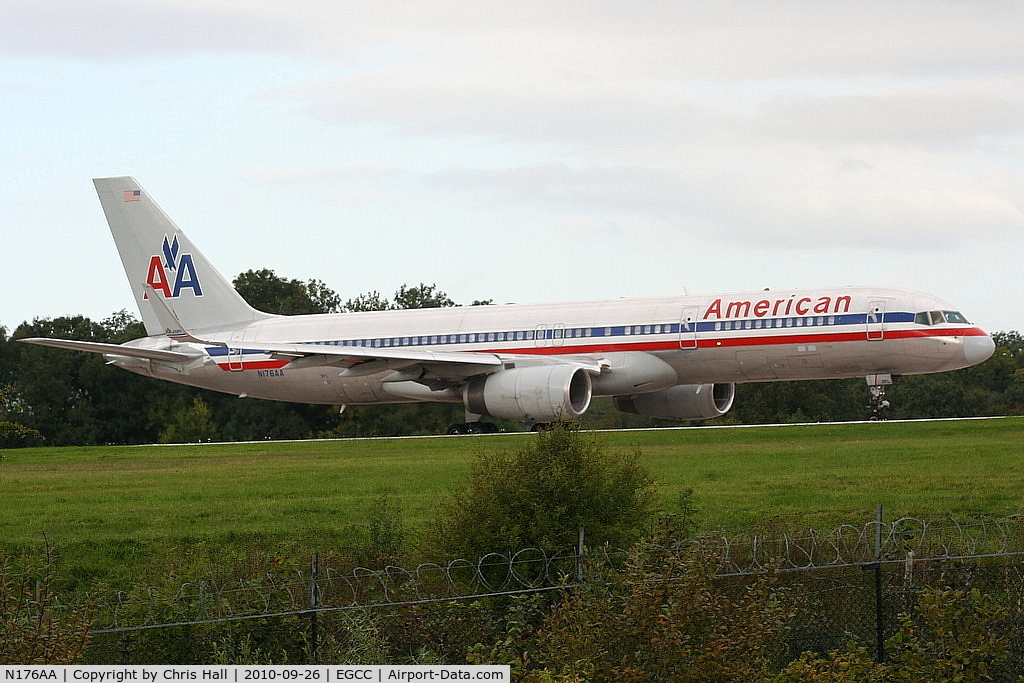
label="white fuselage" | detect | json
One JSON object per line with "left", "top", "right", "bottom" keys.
{"left": 118, "top": 285, "right": 993, "bottom": 406}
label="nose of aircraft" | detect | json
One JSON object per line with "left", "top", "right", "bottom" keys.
{"left": 964, "top": 332, "right": 996, "bottom": 366}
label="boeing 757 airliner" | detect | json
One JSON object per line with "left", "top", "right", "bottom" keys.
{"left": 21, "top": 177, "right": 995, "bottom": 432}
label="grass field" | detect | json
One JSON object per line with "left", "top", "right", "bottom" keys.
{"left": 2, "top": 417, "right": 1023, "bottom": 588}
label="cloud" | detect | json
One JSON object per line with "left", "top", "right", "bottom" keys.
{"left": 5, "top": 0, "right": 1023, "bottom": 256}
{"left": 424, "top": 149, "right": 1023, "bottom": 251}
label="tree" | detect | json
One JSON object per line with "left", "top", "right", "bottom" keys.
{"left": 304, "top": 278, "right": 343, "bottom": 315}
{"left": 342, "top": 283, "right": 459, "bottom": 313}
{"left": 343, "top": 291, "right": 392, "bottom": 313}
{"left": 159, "top": 396, "right": 218, "bottom": 443}
{"left": 431, "top": 422, "right": 658, "bottom": 559}
{"left": 392, "top": 282, "right": 455, "bottom": 310}
{"left": 0, "top": 384, "right": 43, "bottom": 448}
{"left": 233, "top": 269, "right": 341, "bottom": 315}
{"left": 0, "top": 325, "right": 12, "bottom": 387}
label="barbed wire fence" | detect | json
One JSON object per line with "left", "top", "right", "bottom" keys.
{"left": 74, "top": 513, "right": 1024, "bottom": 667}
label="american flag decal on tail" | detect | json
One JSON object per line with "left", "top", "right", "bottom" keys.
{"left": 124, "top": 189, "right": 141, "bottom": 202}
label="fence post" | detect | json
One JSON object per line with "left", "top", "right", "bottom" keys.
{"left": 873, "top": 504, "right": 885, "bottom": 664}
{"left": 576, "top": 526, "right": 585, "bottom": 585}
{"left": 310, "top": 552, "right": 320, "bottom": 664}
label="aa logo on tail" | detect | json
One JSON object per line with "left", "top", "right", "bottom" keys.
{"left": 146, "top": 235, "right": 203, "bottom": 298}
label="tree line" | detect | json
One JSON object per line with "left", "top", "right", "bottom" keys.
{"left": 2, "top": 269, "right": 1022, "bottom": 447}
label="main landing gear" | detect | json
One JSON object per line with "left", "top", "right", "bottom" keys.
{"left": 446, "top": 421, "right": 500, "bottom": 435}
{"left": 866, "top": 373, "right": 894, "bottom": 421}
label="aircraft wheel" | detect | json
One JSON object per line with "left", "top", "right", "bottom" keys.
{"left": 447, "top": 423, "right": 467, "bottom": 435}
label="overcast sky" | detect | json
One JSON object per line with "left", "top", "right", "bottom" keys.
{"left": 2, "top": 1, "right": 1023, "bottom": 334}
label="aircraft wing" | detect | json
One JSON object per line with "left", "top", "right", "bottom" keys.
{"left": 248, "top": 340, "right": 605, "bottom": 390}
{"left": 254, "top": 341, "right": 604, "bottom": 382}
{"left": 19, "top": 338, "right": 200, "bottom": 363}
{"left": 249, "top": 339, "right": 504, "bottom": 372}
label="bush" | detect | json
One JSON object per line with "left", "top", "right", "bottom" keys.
{"left": 532, "top": 538, "right": 794, "bottom": 681}
{"left": 1, "top": 552, "right": 92, "bottom": 664}
{"left": 779, "top": 586, "right": 1011, "bottom": 681}
{"left": 431, "top": 422, "right": 658, "bottom": 560}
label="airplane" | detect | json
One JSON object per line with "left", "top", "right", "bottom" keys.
{"left": 21, "top": 177, "right": 996, "bottom": 433}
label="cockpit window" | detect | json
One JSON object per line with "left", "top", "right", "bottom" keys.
{"left": 915, "top": 310, "right": 970, "bottom": 325}
{"left": 944, "top": 311, "right": 968, "bottom": 324}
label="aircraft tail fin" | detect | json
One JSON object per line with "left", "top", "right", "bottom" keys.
{"left": 93, "top": 177, "right": 271, "bottom": 336}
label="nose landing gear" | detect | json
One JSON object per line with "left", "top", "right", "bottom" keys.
{"left": 866, "top": 374, "right": 894, "bottom": 420}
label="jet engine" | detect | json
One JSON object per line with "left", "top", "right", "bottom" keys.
{"left": 613, "top": 383, "right": 735, "bottom": 420}
{"left": 463, "top": 365, "right": 592, "bottom": 423}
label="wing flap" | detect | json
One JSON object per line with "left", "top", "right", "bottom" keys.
{"left": 252, "top": 340, "right": 504, "bottom": 370}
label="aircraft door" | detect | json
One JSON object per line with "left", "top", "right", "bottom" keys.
{"left": 552, "top": 323, "right": 565, "bottom": 347}
{"left": 534, "top": 324, "right": 548, "bottom": 347}
{"left": 866, "top": 300, "right": 886, "bottom": 341}
{"left": 227, "top": 331, "right": 244, "bottom": 371}
{"left": 679, "top": 306, "right": 700, "bottom": 350}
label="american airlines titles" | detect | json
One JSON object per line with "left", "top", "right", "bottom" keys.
{"left": 702, "top": 294, "right": 853, "bottom": 320}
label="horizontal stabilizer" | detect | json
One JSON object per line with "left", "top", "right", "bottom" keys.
{"left": 19, "top": 338, "right": 199, "bottom": 363}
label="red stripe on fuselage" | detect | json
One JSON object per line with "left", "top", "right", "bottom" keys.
{"left": 213, "top": 326, "right": 986, "bottom": 369}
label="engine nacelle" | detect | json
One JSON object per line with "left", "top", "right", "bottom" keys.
{"left": 613, "top": 383, "right": 735, "bottom": 421}
{"left": 464, "top": 365, "right": 593, "bottom": 423}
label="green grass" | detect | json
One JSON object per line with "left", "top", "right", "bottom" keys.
{"left": 632, "top": 418, "right": 1024, "bottom": 530}
{"left": 2, "top": 418, "right": 1024, "bottom": 588}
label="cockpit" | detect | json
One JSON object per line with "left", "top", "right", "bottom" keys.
{"left": 914, "top": 310, "right": 969, "bottom": 326}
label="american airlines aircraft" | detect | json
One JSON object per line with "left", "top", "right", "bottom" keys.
{"left": 22, "top": 177, "right": 995, "bottom": 433}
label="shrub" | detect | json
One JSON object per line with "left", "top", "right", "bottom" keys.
{"left": 431, "top": 422, "right": 658, "bottom": 560}
{"left": 779, "top": 586, "right": 1011, "bottom": 681}
{"left": 0, "top": 552, "right": 92, "bottom": 664}
{"left": 533, "top": 538, "right": 794, "bottom": 681}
